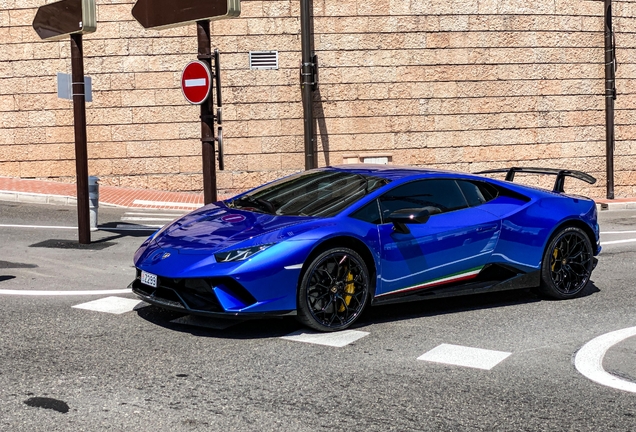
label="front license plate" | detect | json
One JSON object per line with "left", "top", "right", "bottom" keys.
{"left": 140, "top": 271, "right": 158, "bottom": 288}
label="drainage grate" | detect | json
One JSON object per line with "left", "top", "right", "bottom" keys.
{"left": 249, "top": 51, "right": 279, "bottom": 70}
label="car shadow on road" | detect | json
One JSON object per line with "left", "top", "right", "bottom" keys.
{"left": 134, "top": 305, "right": 301, "bottom": 340}
{"left": 360, "top": 281, "right": 601, "bottom": 327}
{"left": 98, "top": 222, "right": 157, "bottom": 238}
{"left": 133, "top": 282, "right": 601, "bottom": 339}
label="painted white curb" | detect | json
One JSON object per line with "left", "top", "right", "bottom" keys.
{"left": 575, "top": 326, "right": 636, "bottom": 393}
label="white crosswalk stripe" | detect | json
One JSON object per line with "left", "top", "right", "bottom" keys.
{"left": 281, "top": 329, "right": 370, "bottom": 347}
{"left": 417, "top": 343, "right": 512, "bottom": 370}
{"left": 72, "top": 296, "right": 148, "bottom": 314}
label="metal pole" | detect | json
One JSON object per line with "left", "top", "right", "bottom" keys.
{"left": 300, "top": 0, "right": 315, "bottom": 170}
{"left": 604, "top": 0, "right": 616, "bottom": 199}
{"left": 70, "top": 33, "right": 91, "bottom": 244}
{"left": 197, "top": 20, "right": 217, "bottom": 204}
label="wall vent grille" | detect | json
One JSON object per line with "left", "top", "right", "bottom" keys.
{"left": 249, "top": 51, "right": 279, "bottom": 70}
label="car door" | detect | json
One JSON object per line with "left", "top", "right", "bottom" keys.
{"left": 375, "top": 179, "right": 501, "bottom": 299}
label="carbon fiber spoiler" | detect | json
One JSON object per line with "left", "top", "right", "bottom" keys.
{"left": 475, "top": 167, "right": 596, "bottom": 193}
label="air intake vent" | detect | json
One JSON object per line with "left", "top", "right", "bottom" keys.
{"left": 249, "top": 51, "right": 279, "bottom": 70}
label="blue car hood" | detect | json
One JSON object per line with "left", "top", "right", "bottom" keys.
{"left": 154, "top": 205, "right": 316, "bottom": 255}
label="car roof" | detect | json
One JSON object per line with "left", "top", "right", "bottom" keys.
{"left": 326, "top": 164, "right": 474, "bottom": 181}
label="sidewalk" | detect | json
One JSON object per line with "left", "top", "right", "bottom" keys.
{"left": 0, "top": 177, "right": 205, "bottom": 210}
{"left": 0, "top": 176, "right": 635, "bottom": 211}
{"left": 596, "top": 197, "right": 636, "bottom": 211}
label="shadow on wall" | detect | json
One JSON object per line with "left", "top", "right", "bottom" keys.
{"left": 314, "top": 87, "right": 330, "bottom": 166}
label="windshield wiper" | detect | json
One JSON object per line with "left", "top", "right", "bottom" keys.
{"left": 231, "top": 196, "right": 276, "bottom": 214}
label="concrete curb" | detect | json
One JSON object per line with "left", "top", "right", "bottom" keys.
{"left": 0, "top": 191, "right": 120, "bottom": 208}
{"left": 597, "top": 202, "right": 636, "bottom": 211}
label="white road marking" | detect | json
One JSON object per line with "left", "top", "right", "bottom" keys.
{"left": 121, "top": 217, "right": 176, "bottom": 222}
{"left": 0, "top": 288, "right": 133, "bottom": 296}
{"left": 600, "top": 231, "right": 636, "bottom": 234}
{"left": 0, "top": 223, "right": 161, "bottom": 231}
{"left": 575, "top": 326, "right": 636, "bottom": 393}
{"left": 281, "top": 329, "right": 369, "bottom": 347}
{"left": 185, "top": 78, "right": 206, "bottom": 87}
{"left": 125, "top": 212, "right": 185, "bottom": 217}
{"left": 170, "top": 315, "right": 243, "bottom": 330}
{"left": 601, "top": 238, "right": 636, "bottom": 246}
{"left": 72, "top": 296, "right": 146, "bottom": 314}
{"left": 111, "top": 225, "right": 159, "bottom": 230}
{"left": 0, "top": 224, "right": 76, "bottom": 230}
{"left": 133, "top": 199, "right": 200, "bottom": 208}
{"left": 417, "top": 344, "right": 511, "bottom": 370}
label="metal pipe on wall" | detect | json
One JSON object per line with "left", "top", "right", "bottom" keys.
{"left": 604, "top": 0, "right": 616, "bottom": 199}
{"left": 300, "top": 0, "right": 316, "bottom": 170}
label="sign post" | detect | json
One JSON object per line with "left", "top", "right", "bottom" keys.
{"left": 132, "top": 0, "right": 240, "bottom": 205}
{"left": 33, "top": 0, "right": 96, "bottom": 244}
{"left": 197, "top": 20, "right": 217, "bottom": 204}
{"left": 70, "top": 33, "right": 91, "bottom": 244}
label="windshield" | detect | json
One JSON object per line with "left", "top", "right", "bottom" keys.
{"left": 226, "top": 170, "right": 390, "bottom": 217}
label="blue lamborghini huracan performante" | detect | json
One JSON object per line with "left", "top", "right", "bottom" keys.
{"left": 130, "top": 165, "right": 601, "bottom": 332}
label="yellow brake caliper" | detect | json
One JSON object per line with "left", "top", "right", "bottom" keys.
{"left": 551, "top": 248, "right": 559, "bottom": 272}
{"left": 338, "top": 272, "right": 356, "bottom": 312}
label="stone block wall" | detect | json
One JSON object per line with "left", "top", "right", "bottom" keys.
{"left": 1, "top": 0, "right": 635, "bottom": 197}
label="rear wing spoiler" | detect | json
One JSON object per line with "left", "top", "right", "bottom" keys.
{"left": 475, "top": 167, "right": 596, "bottom": 193}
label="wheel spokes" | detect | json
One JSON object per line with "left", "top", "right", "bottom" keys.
{"left": 306, "top": 252, "right": 369, "bottom": 329}
{"left": 550, "top": 232, "right": 592, "bottom": 294}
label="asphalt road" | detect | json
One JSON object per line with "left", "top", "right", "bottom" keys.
{"left": 1, "top": 201, "right": 635, "bottom": 431}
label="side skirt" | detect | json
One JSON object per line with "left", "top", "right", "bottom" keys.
{"left": 371, "top": 269, "right": 541, "bottom": 306}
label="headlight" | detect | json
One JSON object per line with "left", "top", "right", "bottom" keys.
{"left": 214, "top": 244, "right": 274, "bottom": 263}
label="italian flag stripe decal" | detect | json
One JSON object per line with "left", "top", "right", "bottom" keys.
{"left": 377, "top": 266, "right": 484, "bottom": 297}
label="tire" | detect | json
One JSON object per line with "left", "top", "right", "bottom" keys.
{"left": 539, "top": 226, "right": 593, "bottom": 299}
{"left": 297, "top": 247, "right": 370, "bottom": 332}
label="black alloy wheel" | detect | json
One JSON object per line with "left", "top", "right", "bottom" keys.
{"left": 539, "top": 226, "right": 593, "bottom": 299}
{"left": 297, "top": 247, "right": 370, "bottom": 332}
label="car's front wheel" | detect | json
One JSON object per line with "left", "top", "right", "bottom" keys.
{"left": 539, "top": 226, "right": 593, "bottom": 299}
{"left": 297, "top": 247, "right": 370, "bottom": 332}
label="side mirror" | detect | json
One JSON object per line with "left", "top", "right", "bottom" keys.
{"left": 388, "top": 208, "right": 432, "bottom": 234}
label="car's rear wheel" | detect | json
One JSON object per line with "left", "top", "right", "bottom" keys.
{"left": 539, "top": 227, "right": 593, "bottom": 299}
{"left": 297, "top": 247, "right": 370, "bottom": 332}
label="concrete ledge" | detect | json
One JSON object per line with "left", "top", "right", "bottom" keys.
{"left": 597, "top": 201, "right": 636, "bottom": 211}
{"left": 19, "top": 193, "right": 53, "bottom": 205}
{"left": 0, "top": 191, "right": 18, "bottom": 202}
{"left": 0, "top": 190, "right": 130, "bottom": 208}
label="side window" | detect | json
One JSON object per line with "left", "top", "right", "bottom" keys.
{"left": 378, "top": 179, "right": 468, "bottom": 221}
{"left": 350, "top": 200, "right": 382, "bottom": 224}
{"left": 457, "top": 180, "right": 499, "bottom": 207}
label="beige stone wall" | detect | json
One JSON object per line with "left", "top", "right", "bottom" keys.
{"left": 1, "top": 0, "right": 635, "bottom": 198}
{"left": 311, "top": 0, "right": 613, "bottom": 197}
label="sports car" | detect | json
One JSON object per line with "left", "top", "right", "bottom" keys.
{"left": 130, "top": 165, "right": 600, "bottom": 332}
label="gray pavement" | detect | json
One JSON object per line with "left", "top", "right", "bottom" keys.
{"left": 0, "top": 201, "right": 635, "bottom": 431}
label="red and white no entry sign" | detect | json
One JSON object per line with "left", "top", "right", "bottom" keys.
{"left": 181, "top": 60, "right": 212, "bottom": 105}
